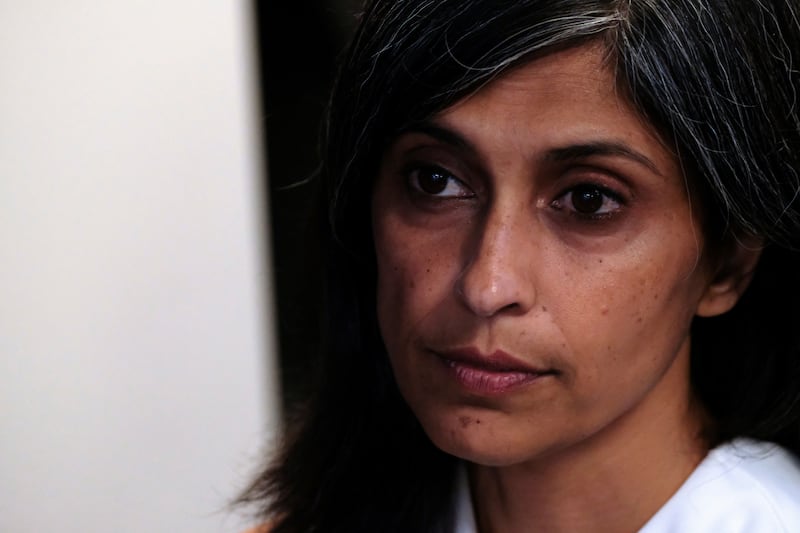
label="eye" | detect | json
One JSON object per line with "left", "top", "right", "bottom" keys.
{"left": 552, "top": 183, "right": 622, "bottom": 218}
{"left": 408, "top": 166, "right": 473, "bottom": 198}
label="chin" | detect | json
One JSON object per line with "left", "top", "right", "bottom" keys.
{"left": 419, "top": 409, "right": 541, "bottom": 467}
{"left": 434, "top": 432, "right": 531, "bottom": 467}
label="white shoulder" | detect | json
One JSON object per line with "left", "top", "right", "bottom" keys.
{"left": 641, "top": 439, "right": 800, "bottom": 532}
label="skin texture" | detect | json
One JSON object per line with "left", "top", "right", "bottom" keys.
{"left": 372, "top": 44, "right": 759, "bottom": 532}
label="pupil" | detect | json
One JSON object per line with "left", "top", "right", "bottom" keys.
{"left": 572, "top": 185, "right": 603, "bottom": 214}
{"left": 418, "top": 169, "right": 449, "bottom": 194}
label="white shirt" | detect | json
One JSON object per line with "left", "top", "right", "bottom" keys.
{"left": 453, "top": 439, "right": 800, "bottom": 532}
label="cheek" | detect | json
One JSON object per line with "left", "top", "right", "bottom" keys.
{"left": 374, "top": 219, "right": 458, "bottom": 350}
{"left": 554, "top": 232, "right": 704, "bottom": 377}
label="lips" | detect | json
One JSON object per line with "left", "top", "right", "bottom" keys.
{"left": 434, "top": 347, "right": 556, "bottom": 395}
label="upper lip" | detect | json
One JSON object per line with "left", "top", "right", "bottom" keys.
{"left": 434, "top": 347, "right": 554, "bottom": 374}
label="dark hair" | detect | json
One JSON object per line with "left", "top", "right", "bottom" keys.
{"left": 240, "top": 1, "right": 800, "bottom": 531}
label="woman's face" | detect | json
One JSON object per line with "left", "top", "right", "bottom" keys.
{"left": 371, "top": 44, "right": 720, "bottom": 466}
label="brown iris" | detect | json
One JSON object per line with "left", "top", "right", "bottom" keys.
{"left": 571, "top": 184, "right": 604, "bottom": 214}
{"left": 416, "top": 168, "right": 450, "bottom": 194}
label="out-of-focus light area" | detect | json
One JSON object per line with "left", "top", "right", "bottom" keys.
{"left": 0, "top": 2, "right": 279, "bottom": 532}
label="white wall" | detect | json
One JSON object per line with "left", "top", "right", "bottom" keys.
{"left": 0, "top": 2, "right": 279, "bottom": 532}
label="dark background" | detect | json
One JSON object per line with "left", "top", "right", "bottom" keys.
{"left": 253, "top": 1, "right": 362, "bottom": 412}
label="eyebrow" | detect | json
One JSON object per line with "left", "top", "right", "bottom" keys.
{"left": 544, "top": 142, "right": 663, "bottom": 177}
{"left": 397, "top": 121, "right": 664, "bottom": 177}
{"left": 398, "top": 121, "right": 477, "bottom": 152}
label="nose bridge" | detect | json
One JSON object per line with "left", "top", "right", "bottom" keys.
{"left": 457, "top": 201, "right": 536, "bottom": 317}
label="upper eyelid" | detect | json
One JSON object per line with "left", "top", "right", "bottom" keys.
{"left": 396, "top": 141, "right": 459, "bottom": 167}
{"left": 554, "top": 168, "right": 632, "bottom": 200}
{"left": 402, "top": 165, "right": 475, "bottom": 201}
{"left": 405, "top": 164, "right": 459, "bottom": 182}
{"left": 402, "top": 160, "right": 456, "bottom": 174}
{"left": 555, "top": 163, "right": 637, "bottom": 193}
{"left": 405, "top": 162, "right": 457, "bottom": 181}
{"left": 390, "top": 135, "right": 485, "bottom": 176}
{"left": 391, "top": 148, "right": 635, "bottom": 202}
{"left": 401, "top": 159, "right": 477, "bottom": 189}
{"left": 555, "top": 186, "right": 622, "bottom": 204}
{"left": 551, "top": 182, "right": 626, "bottom": 219}
{"left": 556, "top": 183, "right": 626, "bottom": 204}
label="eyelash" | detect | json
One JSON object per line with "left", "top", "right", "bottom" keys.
{"left": 405, "top": 165, "right": 474, "bottom": 199}
{"left": 403, "top": 162, "right": 626, "bottom": 221}
{"left": 550, "top": 183, "right": 625, "bottom": 221}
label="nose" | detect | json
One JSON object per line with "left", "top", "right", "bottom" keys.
{"left": 455, "top": 209, "right": 537, "bottom": 317}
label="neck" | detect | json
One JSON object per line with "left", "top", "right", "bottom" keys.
{"left": 469, "top": 346, "right": 709, "bottom": 533}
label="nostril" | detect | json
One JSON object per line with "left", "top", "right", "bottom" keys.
{"left": 500, "top": 301, "right": 522, "bottom": 313}
{"left": 455, "top": 273, "right": 533, "bottom": 318}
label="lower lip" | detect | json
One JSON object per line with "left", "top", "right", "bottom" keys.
{"left": 441, "top": 359, "right": 549, "bottom": 395}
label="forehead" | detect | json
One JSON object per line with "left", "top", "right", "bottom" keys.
{"left": 431, "top": 43, "right": 673, "bottom": 169}
{"left": 459, "top": 43, "right": 616, "bottom": 105}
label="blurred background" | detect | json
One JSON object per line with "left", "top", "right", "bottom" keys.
{"left": 1, "top": 1, "right": 358, "bottom": 531}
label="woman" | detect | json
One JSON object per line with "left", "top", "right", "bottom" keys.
{"left": 241, "top": 0, "right": 800, "bottom": 531}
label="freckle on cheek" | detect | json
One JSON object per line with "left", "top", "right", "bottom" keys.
{"left": 541, "top": 305, "right": 548, "bottom": 312}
